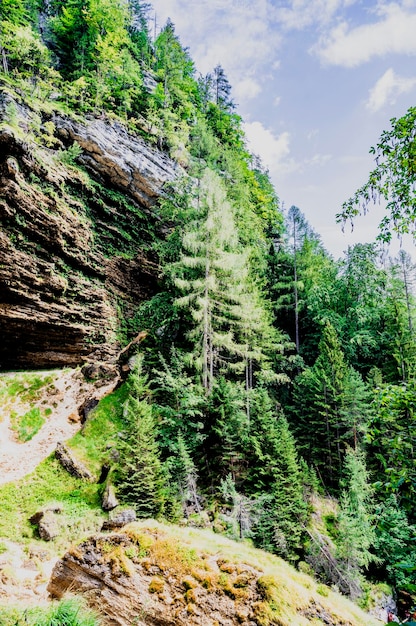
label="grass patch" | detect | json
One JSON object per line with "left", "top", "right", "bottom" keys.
{"left": 0, "top": 456, "right": 103, "bottom": 548}
{"left": 0, "top": 372, "right": 56, "bottom": 404}
{"left": 0, "top": 597, "right": 101, "bottom": 626}
{"left": 69, "top": 384, "right": 128, "bottom": 475}
{"left": 10, "top": 407, "right": 45, "bottom": 442}
{"left": 121, "top": 520, "right": 381, "bottom": 626}
{"left": 0, "top": 383, "right": 128, "bottom": 550}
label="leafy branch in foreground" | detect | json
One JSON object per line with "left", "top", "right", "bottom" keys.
{"left": 337, "top": 107, "right": 416, "bottom": 242}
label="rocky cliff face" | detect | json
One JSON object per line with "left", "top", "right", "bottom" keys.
{"left": 0, "top": 93, "right": 180, "bottom": 370}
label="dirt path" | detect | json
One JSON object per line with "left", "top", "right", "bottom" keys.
{"left": 0, "top": 368, "right": 117, "bottom": 486}
{"left": 0, "top": 368, "right": 119, "bottom": 608}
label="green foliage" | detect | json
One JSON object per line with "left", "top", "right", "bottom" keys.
{"left": 1, "top": 21, "right": 52, "bottom": 76}
{"left": 337, "top": 448, "right": 376, "bottom": 574}
{"left": 246, "top": 390, "right": 307, "bottom": 559}
{"left": 290, "top": 322, "right": 370, "bottom": 490}
{"left": 367, "top": 380, "right": 416, "bottom": 518}
{"left": 206, "top": 378, "right": 248, "bottom": 480}
{"left": 338, "top": 106, "right": 416, "bottom": 242}
{"left": 374, "top": 495, "right": 416, "bottom": 590}
{"left": 56, "top": 141, "right": 83, "bottom": 166}
{"left": 172, "top": 167, "right": 248, "bottom": 391}
{"left": 0, "top": 597, "right": 101, "bottom": 626}
{"left": 0, "top": 0, "right": 41, "bottom": 26}
{"left": 70, "top": 383, "right": 128, "bottom": 474}
{"left": 115, "top": 359, "right": 165, "bottom": 517}
{"left": 152, "top": 350, "right": 206, "bottom": 457}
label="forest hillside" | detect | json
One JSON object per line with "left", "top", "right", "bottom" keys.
{"left": 0, "top": 0, "right": 415, "bottom": 624}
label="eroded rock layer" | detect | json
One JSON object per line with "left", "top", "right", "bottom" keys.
{"left": 0, "top": 94, "right": 179, "bottom": 369}
{"left": 47, "top": 527, "right": 266, "bottom": 626}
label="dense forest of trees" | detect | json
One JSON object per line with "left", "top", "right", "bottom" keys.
{"left": 1, "top": 0, "right": 415, "bottom": 615}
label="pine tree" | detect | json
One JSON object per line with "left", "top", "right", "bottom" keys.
{"left": 382, "top": 252, "right": 416, "bottom": 383}
{"left": 205, "top": 377, "right": 248, "bottom": 482}
{"left": 290, "top": 322, "right": 369, "bottom": 490}
{"left": 247, "top": 390, "right": 307, "bottom": 559}
{"left": 49, "top": 0, "right": 96, "bottom": 78}
{"left": 212, "top": 64, "right": 234, "bottom": 111}
{"left": 374, "top": 495, "right": 416, "bottom": 588}
{"left": 115, "top": 359, "right": 165, "bottom": 518}
{"left": 336, "top": 447, "right": 376, "bottom": 597}
{"left": 172, "top": 167, "right": 248, "bottom": 393}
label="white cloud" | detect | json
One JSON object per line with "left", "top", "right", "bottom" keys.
{"left": 366, "top": 68, "right": 416, "bottom": 111}
{"left": 305, "top": 153, "right": 332, "bottom": 167}
{"left": 273, "top": 96, "right": 281, "bottom": 106}
{"left": 276, "top": 0, "right": 358, "bottom": 30}
{"left": 234, "top": 77, "right": 262, "bottom": 101}
{"left": 243, "top": 121, "right": 291, "bottom": 171}
{"left": 313, "top": 3, "right": 416, "bottom": 67}
{"left": 151, "top": 0, "right": 282, "bottom": 101}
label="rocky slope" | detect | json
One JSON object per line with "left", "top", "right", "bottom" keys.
{"left": 47, "top": 520, "right": 383, "bottom": 626}
{"left": 0, "top": 91, "right": 180, "bottom": 371}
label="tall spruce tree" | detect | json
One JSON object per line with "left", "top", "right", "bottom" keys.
{"left": 336, "top": 447, "right": 376, "bottom": 597}
{"left": 290, "top": 322, "right": 369, "bottom": 490}
{"left": 173, "top": 167, "right": 249, "bottom": 393}
{"left": 247, "top": 389, "right": 307, "bottom": 559}
{"left": 115, "top": 359, "right": 165, "bottom": 518}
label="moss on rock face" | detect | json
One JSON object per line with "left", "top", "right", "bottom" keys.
{"left": 0, "top": 95, "right": 177, "bottom": 370}
{"left": 46, "top": 521, "right": 382, "bottom": 626}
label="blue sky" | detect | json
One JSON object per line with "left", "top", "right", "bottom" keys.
{"left": 149, "top": 0, "right": 416, "bottom": 259}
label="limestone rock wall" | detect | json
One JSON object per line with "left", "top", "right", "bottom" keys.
{"left": 0, "top": 94, "right": 180, "bottom": 369}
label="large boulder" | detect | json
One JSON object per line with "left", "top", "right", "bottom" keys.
{"left": 101, "top": 484, "right": 119, "bottom": 512}
{"left": 29, "top": 505, "right": 63, "bottom": 541}
{"left": 55, "top": 442, "right": 94, "bottom": 481}
{"left": 101, "top": 508, "right": 136, "bottom": 530}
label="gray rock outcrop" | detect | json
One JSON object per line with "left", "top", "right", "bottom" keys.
{"left": 29, "top": 505, "right": 63, "bottom": 541}
{"left": 55, "top": 442, "right": 94, "bottom": 481}
{"left": 101, "top": 484, "right": 119, "bottom": 512}
{"left": 0, "top": 93, "right": 182, "bottom": 370}
{"left": 101, "top": 508, "right": 136, "bottom": 530}
{"left": 54, "top": 115, "right": 181, "bottom": 209}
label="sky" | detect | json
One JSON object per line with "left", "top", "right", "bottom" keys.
{"left": 149, "top": 0, "right": 416, "bottom": 260}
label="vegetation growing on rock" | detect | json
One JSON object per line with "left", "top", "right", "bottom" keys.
{"left": 0, "top": 0, "right": 416, "bottom": 623}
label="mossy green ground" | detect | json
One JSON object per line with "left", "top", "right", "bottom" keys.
{"left": 0, "top": 384, "right": 127, "bottom": 548}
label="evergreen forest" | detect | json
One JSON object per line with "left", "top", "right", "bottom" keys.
{"left": 1, "top": 0, "right": 416, "bottom": 622}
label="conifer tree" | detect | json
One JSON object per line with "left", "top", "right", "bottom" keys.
{"left": 115, "top": 359, "right": 165, "bottom": 518}
{"left": 248, "top": 390, "right": 307, "bottom": 559}
{"left": 212, "top": 64, "right": 234, "bottom": 111}
{"left": 336, "top": 447, "right": 376, "bottom": 597}
{"left": 290, "top": 322, "right": 369, "bottom": 490}
{"left": 374, "top": 495, "right": 416, "bottom": 588}
{"left": 173, "top": 167, "right": 248, "bottom": 393}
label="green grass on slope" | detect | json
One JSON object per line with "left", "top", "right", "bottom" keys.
{"left": 0, "top": 597, "right": 101, "bottom": 626}
{"left": 10, "top": 406, "right": 46, "bottom": 441}
{"left": 69, "top": 383, "right": 128, "bottom": 475}
{"left": 0, "top": 384, "right": 127, "bottom": 550}
{"left": 0, "top": 372, "right": 55, "bottom": 405}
